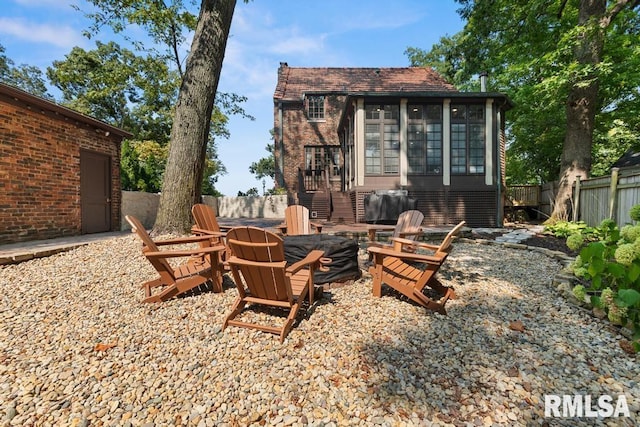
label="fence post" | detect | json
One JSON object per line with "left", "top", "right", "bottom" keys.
{"left": 573, "top": 176, "right": 581, "bottom": 222}
{"left": 609, "top": 167, "right": 620, "bottom": 222}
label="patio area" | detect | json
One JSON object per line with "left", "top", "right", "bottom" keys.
{"left": 0, "top": 231, "right": 638, "bottom": 426}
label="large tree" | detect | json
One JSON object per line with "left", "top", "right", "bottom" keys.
{"left": 0, "top": 44, "right": 51, "bottom": 98}
{"left": 407, "top": 0, "right": 640, "bottom": 220}
{"left": 76, "top": 0, "right": 250, "bottom": 210}
{"left": 154, "top": 0, "right": 237, "bottom": 232}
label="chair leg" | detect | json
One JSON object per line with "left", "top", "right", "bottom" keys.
{"left": 369, "top": 265, "right": 383, "bottom": 298}
{"left": 280, "top": 302, "right": 301, "bottom": 342}
{"left": 223, "top": 298, "right": 246, "bottom": 331}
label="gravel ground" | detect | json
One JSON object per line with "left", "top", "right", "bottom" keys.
{"left": 0, "top": 234, "right": 638, "bottom": 426}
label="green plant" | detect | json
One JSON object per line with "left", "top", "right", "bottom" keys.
{"left": 568, "top": 205, "right": 640, "bottom": 352}
{"left": 544, "top": 220, "right": 597, "bottom": 239}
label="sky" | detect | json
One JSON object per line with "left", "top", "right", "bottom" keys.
{"left": 0, "top": 0, "right": 465, "bottom": 196}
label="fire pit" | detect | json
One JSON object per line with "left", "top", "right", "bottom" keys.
{"left": 283, "top": 234, "right": 361, "bottom": 284}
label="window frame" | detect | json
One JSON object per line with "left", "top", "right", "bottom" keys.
{"left": 304, "top": 145, "right": 341, "bottom": 179}
{"left": 407, "top": 104, "right": 443, "bottom": 175}
{"left": 450, "top": 104, "right": 485, "bottom": 175}
{"left": 364, "top": 103, "right": 400, "bottom": 176}
{"left": 306, "top": 95, "right": 325, "bottom": 121}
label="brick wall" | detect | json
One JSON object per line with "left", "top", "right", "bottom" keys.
{"left": 0, "top": 95, "right": 122, "bottom": 244}
{"left": 275, "top": 95, "right": 346, "bottom": 193}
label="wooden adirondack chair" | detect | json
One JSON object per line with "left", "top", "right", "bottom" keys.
{"left": 367, "top": 221, "right": 466, "bottom": 314}
{"left": 367, "top": 209, "right": 424, "bottom": 257}
{"left": 223, "top": 226, "right": 324, "bottom": 342}
{"left": 275, "top": 205, "right": 323, "bottom": 236}
{"left": 126, "top": 215, "right": 226, "bottom": 302}
{"left": 191, "top": 203, "right": 232, "bottom": 265}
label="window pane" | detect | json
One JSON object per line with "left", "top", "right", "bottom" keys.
{"left": 425, "top": 104, "right": 442, "bottom": 120}
{"left": 307, "top": 96, "right": 324, "bottom": 119}
{"left": 468, "top": 105, "right": 484, "bottom": 121}
{"left": 408, "top": 105, "right": 422, "bottom": 120}
{"left": 451, "top": 123, "right": 466, "bottom": 174}
{"left": 366, "top": 105, "right": 381, "bottom": 120}
{"left": 383, "top": 123, "right": 399, "bottom": 174}
{"left": 451, "top": 104, "right": 466, "bottom": 120}
{"left": 384, "top": 105, "right": 399, "bottom": 120}
{"left": 408, "top": 123, "right": 425, "bottom": 174}
{"left": 426, "top": 123, "right": 442, "bottom": 174}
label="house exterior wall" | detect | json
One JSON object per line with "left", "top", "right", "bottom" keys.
{"left": 274, "top": 95, "right": 345, "bottom": 195}
{"left": 340, "top": 97, "right": 504, "bottom": 226}
{"left": 0, "top": 95, "right": 122, "bottom": 244}
{"left": 275, "top": 94, "right": 506, "bottom": 226}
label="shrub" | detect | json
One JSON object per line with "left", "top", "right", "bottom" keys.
{"left": 565, "top": 205, "right": 640, "bottom": 352}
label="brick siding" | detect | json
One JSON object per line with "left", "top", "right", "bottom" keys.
{"left": 275, "top": 94, "right": 345, "bottom": 193}
{"left": 0, "top": 96, "right": 122, "bottom": 244}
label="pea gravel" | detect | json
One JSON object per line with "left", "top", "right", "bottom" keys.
{"left": 0, "top": 234, "right": 638, "bottom": 426}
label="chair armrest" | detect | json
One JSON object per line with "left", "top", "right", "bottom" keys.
{"left": 310, "top": 222, "right": 323, "bottom": 233}
{"left": 274, "top": 223, "right": 287, "bottom": 233}
{"left": 154, "top": 235, "right": 222, "bottom": 246}
{"left": 368, "top": 245, "right": 444, "bottom": 264}
{"left": 389, "top": 237, "right": 439, "bottom": 251}
{"left": 190, "top": 226, "right": 227, "bottom": 238}
{"left": 286, "top": 249, "right": 324, "bottom": 274}
{"left": 367, "top": 225, "right": 395, "bottom": 241}
{"left": 397, "top": 230, "right": 423, "bottom": 238}
{"left": 145, "top": 244, "right": 226, "bottom": 259}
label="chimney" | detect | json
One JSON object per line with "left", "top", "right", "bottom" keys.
{"left": 278, "top": 62, "right": 289, "bottom": 78}
{"left": 479, "top": 72, "right": 488, "bottom": 92}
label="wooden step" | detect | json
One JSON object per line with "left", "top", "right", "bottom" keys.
{"left": 329, "top": 192, "right": 354, "bottom": 223}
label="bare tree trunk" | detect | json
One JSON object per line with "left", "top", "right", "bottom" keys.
{"left": 551, "top": 0, "right": 606, "bottom": 221}
{"left": 154, "top": 0, "right": 236, "bottom": 233}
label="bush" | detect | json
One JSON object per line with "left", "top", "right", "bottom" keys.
{"left": 566, "top": 205, "right": 640, "bottom": 352}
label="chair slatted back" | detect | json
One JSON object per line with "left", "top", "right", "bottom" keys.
{"left": 192, "top": 203, "right": 221, "bottom": 233}
{"left": 226, "top": 227, "right": 292, "bottom": 302}
{"left": 393, "top": 210, "right": 424, "bottom": 238}
{"left": 436, "top": 221, "right": 466, "bottom": 255}
{"left": 284, "top": 205, "right": 312, "bottom": 235}
{"left": 125, "top": 215, "right": 176, "bottom": 281}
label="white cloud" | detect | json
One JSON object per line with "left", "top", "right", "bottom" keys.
{"left": 0, "top": 17, "right": 85, "bottom": 49}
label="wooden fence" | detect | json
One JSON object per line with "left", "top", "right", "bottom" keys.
{"left": 507, "top": 168, "right": 640, "bottom": 226}
{"left": 574, "top": 168, "right": 640, "bottom": 227}
{"left": 507, "top": 168, "right": 640, "bottom": 227}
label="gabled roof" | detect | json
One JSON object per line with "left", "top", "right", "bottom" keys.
{"left": 0, "top": 82, "right": 132, "bottom": 139}
{"left": 612, "top": 149, "right": 640, "bottom": 169}
{"left": 274, "top": 63, "right": 458, "bottom": 101}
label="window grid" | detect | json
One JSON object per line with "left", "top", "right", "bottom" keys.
{"left": 304, "top": 145, "right": 340, "bottom": 177}
{"left": 408, "top": 104, "right": 442, "bottom": 175}
{"left": 450, "top": 104, "right": 485, "bottom": 175}
{"left": 365, "top": 104, "right": 399, "bottom": 175}
{"left": 307, "top": 96, "right": 325, "bottom": 120}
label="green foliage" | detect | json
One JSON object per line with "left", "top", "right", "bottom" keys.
{"left": 249, "top": 143, "right": 276, "bottom": 181}
{"left": 630, "top": 205, "right": 640, "bottom": 222}
{"left": 544, "top": 220, "right": 597, "bottom": 238}
{"left": 0, "top": 44, "right": 52, "bottom": 99}
{"left": 567, "top": 205, "right": 640, "bottom": 351}
{"left": 237, "top": 188, "right": 259, "bottom": 197}
{"left": 121, "top": 140, "right": 167, "bottom": 192}
{"left": 47, "top": 41, "right": 178, "bottom": 142}
{"left": 406, "top": 1, "right": 640, "bottom": 185}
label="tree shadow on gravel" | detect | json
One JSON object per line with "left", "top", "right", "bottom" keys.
{"left": 355, "top": 245, "right": 638, "bottom": 426}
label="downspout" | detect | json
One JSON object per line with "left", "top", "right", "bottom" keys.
{"left": 496, "top": 106, "right": 503, "bottom": 225}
